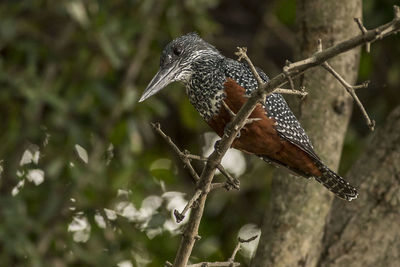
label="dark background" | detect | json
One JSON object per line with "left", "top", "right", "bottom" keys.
{"left": 0, "top": 0, "right": 399, "bottom": 266}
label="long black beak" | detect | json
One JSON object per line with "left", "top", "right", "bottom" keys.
{"left": 139, "top": 63, "right": 180, "bottom": 102}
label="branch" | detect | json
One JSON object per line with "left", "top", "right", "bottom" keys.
{"left": 273, "top": 87, "right": 307, "bottom": 97}
{"left": 354, "top": 18, "right": 371, "bottom": 52}
{"left": 184, "top": 153, "right": 240, "bottom": 190}
{"left": 151, "top": 122, "right": 240, "bottom": 190}
{"left": 281, "top": 6, "right": 400, "bottom": 75}
{"left": 321, "top": 61, "right": 375, "bottom": 130}
{"left": 173, "top": 235, "right": 258, "bottom": 267}
{"left": 151, "top": 122, "right": 200, "bottom": 183}
{"left": 187, "top": 262, "right": 240, "bottom": 267}
{"left": 170, "top": 6, "right": 400, "bottom": 267}
{"left": 173, "top": 189, "right": 202, "bottom": 223}
{"left": 151, "top": 123, "right": 239, "bottom": 223}
{"left": 228, "top": 235, "right": 259, "bottom": 262}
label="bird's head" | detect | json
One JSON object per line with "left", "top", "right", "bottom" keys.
{"left": 139, "top": 33, "right": 220, "bottom": 102}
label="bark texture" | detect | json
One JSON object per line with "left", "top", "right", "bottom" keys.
{"left": 318, "top": 106, "right": 400, "bottom": 267}
{"left": 252, "top": 0, "right": 361, "bottom": 266}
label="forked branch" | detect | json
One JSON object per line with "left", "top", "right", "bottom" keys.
{"left": 151, "top": 122, "right": 200, "bottom": 183}
{"left": 321, "top": 61, "right": 375, "bottom": 130}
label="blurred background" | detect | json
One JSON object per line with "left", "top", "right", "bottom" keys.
{"left": 0, "top": 0, "right": 399, "bottom": 266}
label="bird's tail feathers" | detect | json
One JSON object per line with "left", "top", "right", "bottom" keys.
{"left": 258, "top": 154, "right": 358, "bottom": 201}
{"left": 314, "top": 162, "right": 358, "bottom": 201}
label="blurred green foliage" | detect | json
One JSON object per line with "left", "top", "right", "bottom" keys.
{"left": 0, "top": 0, "right": 399, "bottom": 266}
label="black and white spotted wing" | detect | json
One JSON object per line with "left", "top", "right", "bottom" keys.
{"left": 254, "top": 68, "right": 320, "bottom": 161}
{"left": 264, "top": 93, "right": 320, "bottom": 161}
{"left": 223, "top": 59, "right": 319, "bottom": 161}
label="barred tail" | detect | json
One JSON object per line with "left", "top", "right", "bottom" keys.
{"left": 314, "top": 163, "right": 358, "bottom": 201}
{"left": 258, "top": 154, "right": 358, "bottom": 201}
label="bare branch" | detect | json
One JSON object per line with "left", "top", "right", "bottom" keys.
{"left": 187, "top": 262, "right": 240, "bottom": 267}
{"left": 282, "top": 8, "right": 400, "bottom": 76}
{"left": 228, "top": 50, "right": 307, "bottom": 98}
{"left": 354, "top": 18, "right": 370, "bottom": 52}
{"left": 150, "top": 123, "right": 241, "bottom": 190}
{"left": 229, "top": 235, "right": 259, "bottom": 262}
{"left": 321, "top": 62, "right": 375, "bottom": 130}
{"left": 151, "top": 122, "right": 200, "bottom": 183}
{"left": 317, "top": 39, "right": 323, "bottom": 52}
{"left": 186, "top": 235, "right": 259, "bottom": 267}
{"left": 238, "top": 235, "right": 259, "bottom": 243}
{"left": 210, "top": 182, "right": 230, "bottom": 191}
{"left": 245, "top": 118, "right": 262, "bottom": 125}
{"left": 174, "top": 190, "right": 202, "bottom": 223}
{"left": 184, "top": 153, "right": 240, "bottom": 190}
{"left": 284, "top": 60, "right": 296, "bottom": 91}
{"left": 222, "top": 100, "right": 236, "bottom": 118}
{"left": 273, "top": 88, "right": 308, "bottom": 97}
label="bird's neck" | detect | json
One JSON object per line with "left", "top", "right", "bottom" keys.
{"left": 184, "top": 55, "right": 226, "bottom": 121}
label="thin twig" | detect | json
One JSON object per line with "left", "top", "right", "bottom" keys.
{"left": 236, "top": 48, "right": 305, "bottom": 98}
{"left": 321, "top": 62, "right": 375, "bottom": 130}
{"left": 354, "top": 18, "right": 370, "bottom": 52}
{"left": 273, "top": 88, "right": 308, "bottom": 96}
{"left": 186, "top": 235, "right": 258, "bottom": 267}
{"left": 222, "top": 101, "right": 236, "bottom": 117}
{"left": 187, "top": 262, "right": 240, "bottom": 267}
{"left": 174, "top": 190, "right": 202, "bottom": 223}
{"left": 185, "top": 153, "right": 240, "bottom": 190}
{"left": 236, "top": 48, "right": 309, "bottom": 100}
{"left": 151, "top": 123, "right": 200, "bottom": 183}
{"left": 284, "top": 60, "right": 296, "bottom": 91}
{"left": 229, "top": 235, "right": 259, "bottom": 262}
{"left": 210, "top": 182, "right": 228, "bottom": 190}
{"left": 245, "top": 118, "right": 262, "bottom": 125}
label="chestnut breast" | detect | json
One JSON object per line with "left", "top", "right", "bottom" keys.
{"left": 207, "top": 78, "right": 321, "bottom": 177}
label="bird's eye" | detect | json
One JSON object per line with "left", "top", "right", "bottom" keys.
{"left": 173, "top": 45, "right": 182, "bottom": 56}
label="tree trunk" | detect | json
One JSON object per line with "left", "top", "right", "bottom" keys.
{"left": 317, "top": 106, "right": 400, "bottom": 267}
{"left": 252, "top": 0, "right": 361, "bottom": 266}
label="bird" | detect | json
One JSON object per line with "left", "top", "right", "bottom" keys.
{"left": 139, "top": 33, "right": 358, "bottom": 201}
